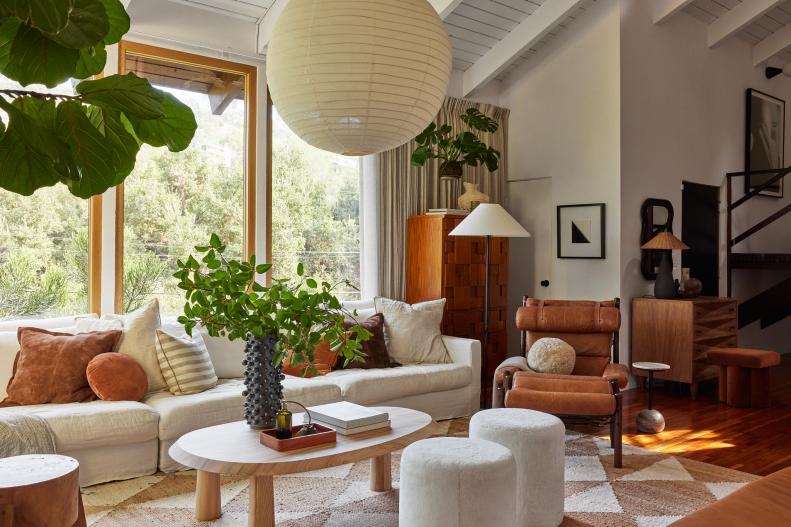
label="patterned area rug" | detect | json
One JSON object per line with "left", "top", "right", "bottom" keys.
{"left": 83, "top": 418, "right": 758, "bottom": 527}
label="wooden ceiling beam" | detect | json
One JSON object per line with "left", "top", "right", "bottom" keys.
{"left": 428, "top": 0, "right": 464, "bottom": 20}
{"left": 462, "top": 0, "right": 585, "bottom": 96}
{"left": 708, "top": 0, "right": 783, "bottom": 48}
{"left": 652, "top": 0, "right": 694, "bottom": 25}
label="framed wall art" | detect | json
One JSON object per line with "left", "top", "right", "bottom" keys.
{"left": 557, "top": 203, "right": 606, "bottom": 259}
{"left": 745, "top": 88, "right": 785, "bottom": 198}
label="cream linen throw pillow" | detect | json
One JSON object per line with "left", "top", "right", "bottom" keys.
{"left": 374, "top": 297, "right": 450, "bottom": 364}
{"left": 104, "top": 299, "right": 167, "bottom": 393}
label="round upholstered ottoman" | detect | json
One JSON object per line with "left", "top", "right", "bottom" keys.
{"left": 470, "top": 408, "right": 565, "bottom": 527}
{"left": 399, "top": 437, "right": 516, "bottom": 527}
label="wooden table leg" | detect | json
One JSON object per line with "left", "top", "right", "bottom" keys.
{"left": 370, "top": 453, "right": 392, "bottom": 492}
{"left": 196, "top": 471, "right": 221, "bottom": 521}
{"left": 248, "top": 475, "right": 275, "bottom": 527}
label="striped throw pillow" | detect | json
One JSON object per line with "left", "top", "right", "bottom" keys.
{"left": 155, "top": 329, "right": 218, "bottom": 395}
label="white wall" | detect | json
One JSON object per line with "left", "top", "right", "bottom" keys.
{"left": 498, "top": 0, "right": 622, "bottom": 356}
{"left": 620, "top": 0, "right": 791, "bottom": 357}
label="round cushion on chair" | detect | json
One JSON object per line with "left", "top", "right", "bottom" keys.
{"left": 527, "top": 337, "right": 576, "bottom": 375}
{"left": 399, "top": 437, "right": 516, "bottom": 527}
{"left": 87, "top": 353, "right": 148, "bottom": 401}
{"left": 470, "top": 409, "right": 565, "bottom": 527}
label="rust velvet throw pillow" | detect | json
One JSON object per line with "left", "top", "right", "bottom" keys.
{"left": 281, "top": 341, "right": 339, "bottom": 378}
{"left": 87, "top": 353, "right": 148, "bottom": 401}
{"left": 1, "top": 328, "right": 123, "bottom": 406}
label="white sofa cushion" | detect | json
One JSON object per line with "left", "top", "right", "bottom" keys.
{"left": 107, "top": 300, "right": 167, "bottom": 393}
{"left": 144, "top": 377, "right": 343, "bottom": 441}
{"left": 323, "top": 363, "right": 472, "bottom": 405}
{"left": 0, "top": 314, "right": 95, "bottom": 332}
{"left": 0, "top": 401, "right": 159, "bottom": 451}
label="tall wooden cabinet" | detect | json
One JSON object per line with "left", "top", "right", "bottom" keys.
{"left": 406, "top": 214, "right": 509, "bottom": 400}
{"left": 631, "top": 297, "right": 738, "bottom": 398}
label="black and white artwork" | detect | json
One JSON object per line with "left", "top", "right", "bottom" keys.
{"left": 557, "top": 203, "right": 605, "bottom": 259}
{"left": 746, "top": 89, "right": 785, "bottom": 198}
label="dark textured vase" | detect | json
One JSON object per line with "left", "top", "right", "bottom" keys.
{"left": 654, "top": 250, "right": 676, "bottom": 300}
{"left": 242, "top": 334, "right": 284, "bottom": 429}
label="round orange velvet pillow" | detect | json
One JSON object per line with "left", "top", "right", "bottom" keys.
{"left": 86, "top": 353, "right": 148, "bottom": 401}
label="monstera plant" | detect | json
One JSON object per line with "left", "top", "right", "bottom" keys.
{"left": 0, "top": 0, "right": 197, "bottom": 198}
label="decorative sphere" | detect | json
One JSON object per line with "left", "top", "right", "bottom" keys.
{"left": 266, "top": 0, "right": 453, "bottom": 156}
{"left": 527, "top": 337, "right": 576, "bottom": 375}
{"left": 637, "top": 409, "right": 665, "bottom": 434}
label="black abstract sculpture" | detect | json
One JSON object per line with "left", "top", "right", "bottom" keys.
{"left": 242, "top": 334, "right": 284, "bottom": 429}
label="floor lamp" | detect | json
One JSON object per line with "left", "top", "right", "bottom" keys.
{"left": 449, "top": 204, "right": 531, "bottom": 408}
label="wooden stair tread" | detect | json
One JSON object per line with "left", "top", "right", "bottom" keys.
{"left": 731, "top": 253, "right": 791, "bottom": 269}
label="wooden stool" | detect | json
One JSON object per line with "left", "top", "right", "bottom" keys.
{"left": 708, "top": 348, "right": 781, "bottom": 408}
{"left": 0, "top": 455, "right": 86, "bottom": 527}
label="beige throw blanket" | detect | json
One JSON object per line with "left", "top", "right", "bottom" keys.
{"left": 0, "top": 413, "right": 56, "bottom": 457}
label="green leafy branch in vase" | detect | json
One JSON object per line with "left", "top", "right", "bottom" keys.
{"left": 410, "top": 107, "right": 500, "bottom": 178}
{"left": 174, "top": 234, "right": 372, "bottom": 375}
{"left": 0, "top": 0, "right": 197, "bottom": 198}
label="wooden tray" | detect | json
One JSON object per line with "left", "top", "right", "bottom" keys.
{"left": 259, "top": 424, "right": 337, "bottom": 452}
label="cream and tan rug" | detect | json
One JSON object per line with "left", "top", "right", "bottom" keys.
{"left": 82, "top": 419, "right": 758, "bottom": 527}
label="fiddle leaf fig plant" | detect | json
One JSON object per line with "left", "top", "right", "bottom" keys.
{"left": 411, "top": 107, "right": 500, "bottom": 177}
{"left": 0, "top": 0, "right": 198, "bottom": 198}
{"left": 174, "top": 234, "right": 371, "bottom": 373}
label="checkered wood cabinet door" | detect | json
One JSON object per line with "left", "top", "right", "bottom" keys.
{"left": 406, "top": 214, "right": 509, "bottom": 394}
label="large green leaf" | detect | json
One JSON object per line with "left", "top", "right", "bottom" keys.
{"left": 0, "top": 1, "right": 29, "bottom": 19}
{"left": 0, "top": 126, "right": 63, "bottom": 195}
{"left": 4, "top": 24, "right": 79, "bottom": 86}
{"left": 99, "top": 0, "right": 128, "bottom": 44}
{"left": 85, "top": 105, "right": 139, "bottom": 177}
{"left": 0, "top": 17, "right": 21, "bottom": 70}
{"left": 126, "top": 91, "right": 197, "bottom": 152}
{"left": 56, "top": 100, "right": 119, "bottom": 198}
{"left": 74, "top": 41, "right": 105, "bottom": 78}
{"left": 28, "top": 0, "right": 74, "bottom": 35}
{"left": 77, "top": 73, "right": 164, "bottom": 119}
{"left": 51, "top": 0, "right": 108, "bottom": 49}
{"left": 0, "top": 96, "right": 79, "bottom": 181}
{"left": 0, "top": 117, "right": 5, "bottom": 140}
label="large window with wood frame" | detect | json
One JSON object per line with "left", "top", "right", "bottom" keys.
{"left": 0, "top": 74, "right": 99, "bottom": 319}
{"left": 117, "top": 42, "right": 256, "bottom": 314}
{"left": 270, "top": 105, "right": 362, "bottom": 299}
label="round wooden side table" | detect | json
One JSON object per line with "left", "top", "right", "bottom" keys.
{"left": 632, "top": 362, "right": 671, "bottom": 434}
{"left": 0, "top": 455, "right": 86, "bottom": 527}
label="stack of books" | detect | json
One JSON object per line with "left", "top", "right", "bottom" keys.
{"left": 426, "top": 208, "right": 469, "bottom": 216}
{"left": 307, "top": 402, "right": 390, "bottom": 436}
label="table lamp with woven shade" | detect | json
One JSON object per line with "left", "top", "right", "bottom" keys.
{"left": 641, "top": 232, "right": 690, "bottom": 299}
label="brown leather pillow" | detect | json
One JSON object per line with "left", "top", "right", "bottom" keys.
{"left": 86, "top": 353, "right": 148, "bottom": 401}
{"left": 1, "top": 328, "right": 123, "bottom": 407}
{"left": 281, "top": 341, "right": 339, "bottom": 378}
{"left": 339, "top": 313, "right": 393, "bottom": 369}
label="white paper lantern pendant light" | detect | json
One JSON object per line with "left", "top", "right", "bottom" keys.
{"left": 266, "top": 0, "right": 453, "bottom": 156}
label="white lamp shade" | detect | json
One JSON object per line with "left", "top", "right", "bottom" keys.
{"left": 449, "top": 204, "right": 531, "bottom": 238}
{"left": 266, "top": 0, "right": 453, "bottom": 156}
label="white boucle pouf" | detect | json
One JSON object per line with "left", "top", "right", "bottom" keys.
{"left": 470, "top": 408, "right": 565, "bottom": 527}
{"left": 399, "top": 437, "right": 516, "bottom": 527}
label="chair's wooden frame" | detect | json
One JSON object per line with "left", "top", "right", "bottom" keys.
{"left": 502, "top": 297, "right": 623, "bottom": 468}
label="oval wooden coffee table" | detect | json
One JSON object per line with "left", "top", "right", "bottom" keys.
{"left": 169, "top": 406, "right": 434, "bottom": 527}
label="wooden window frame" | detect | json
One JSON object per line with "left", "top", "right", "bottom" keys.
{"left": 115, "top": 40, "right": 258, "bottom": 313}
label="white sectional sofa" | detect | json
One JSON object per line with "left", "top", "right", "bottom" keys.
{"left": 0, "top": 301, "right": 481, "bottom": 486}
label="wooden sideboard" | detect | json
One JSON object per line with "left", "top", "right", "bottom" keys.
{"left": 631, "top": 297, "right": 738, "bottom": 398}
{"left": 406, "top": 214, "right": 508, "bottom": 402}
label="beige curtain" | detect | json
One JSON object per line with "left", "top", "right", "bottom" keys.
{"left": 377, "top": 96, "right": 510, "bottom": 300}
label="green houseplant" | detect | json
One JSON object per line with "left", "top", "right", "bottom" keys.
{"left": 0, "top": 0, "right": 197, "bottom": 198}
{"left": 410, "top": 107, "right": 500, "bottom": 178}
{"left": 175, "top": 234, "right": 371, "bottom": 429}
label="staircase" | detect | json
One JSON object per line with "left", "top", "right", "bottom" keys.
{"left": 726, "top": 166, "right": 791, "bottom": 329}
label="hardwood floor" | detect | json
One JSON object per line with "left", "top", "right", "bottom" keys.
{"left": 579, "top": 354, "right": 791, "bottom": 476}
